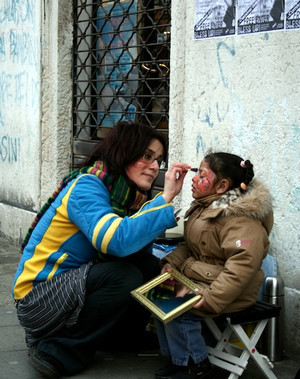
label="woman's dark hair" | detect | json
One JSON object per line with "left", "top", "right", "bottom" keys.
{"left": 204, "top": 152, "right": 254, "bottom": 191}
{"left": 79, "top": 121, "right": 167, "bottom": 175}
{"left": 20, "top": 122, "right": 166, "bottom": 254}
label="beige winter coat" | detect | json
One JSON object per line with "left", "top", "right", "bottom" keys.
{"left": 162, "top": 179, "right": 273, "bottom": 317}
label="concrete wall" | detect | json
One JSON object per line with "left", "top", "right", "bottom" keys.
{"left": 0, "top": 0, "right": 41, "bottom": 241}
{"left": 169, "top": 1, "right": 300, "bottom": 353}
{"left": 0, "top": 0, "right": 299, "bottom": 354}
{"left": 0, "top": 0, "right": 73, "bottom": 243}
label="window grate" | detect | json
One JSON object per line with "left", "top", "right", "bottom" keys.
{"left": 73, "top": 0, "right": 171, "bottom": 158}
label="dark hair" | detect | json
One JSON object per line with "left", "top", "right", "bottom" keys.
{"left": 79, "top": 121, "right": 167, "bottom": 175}
{"left": 20, "top": 122, "right": 166, "bottom": 254}
{"left": 204, "top": 152, "right": 254, "bottom": 191}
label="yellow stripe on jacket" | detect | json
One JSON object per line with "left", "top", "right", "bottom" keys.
{"left": 13, "top": 179, "right": 80, "bottom": 299}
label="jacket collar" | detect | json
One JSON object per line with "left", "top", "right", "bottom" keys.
{"left": 185, "top": 180, "right": 273, "bottom": 230}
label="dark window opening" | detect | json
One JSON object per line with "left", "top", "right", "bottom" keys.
{"left": 72, "top": 0, "right": 171, "bottom": 166}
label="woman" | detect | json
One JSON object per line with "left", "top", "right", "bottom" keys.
{"left": 12, "top": 121, "right": 191, "bottom": 378}
{"left": 154, "top": 152, "right": 273, "bottom": 379}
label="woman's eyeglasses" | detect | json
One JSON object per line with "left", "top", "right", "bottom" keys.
{"left": 140, "top": 150, "right": 166, "bottom": 169}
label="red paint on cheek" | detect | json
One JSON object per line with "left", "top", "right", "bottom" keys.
{"left": 197, "top": 177, "right": 210, "bottom": 191}
{"left": 134, "top": 161, "right": 144, "bottom": 168}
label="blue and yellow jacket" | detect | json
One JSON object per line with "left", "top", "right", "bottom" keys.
{"left": 12, "top": 174, "right": 176, "bottom": 300}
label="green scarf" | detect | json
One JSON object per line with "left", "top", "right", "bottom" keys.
{"left": 20, "top": 161, "right": 148, "bottom": 253}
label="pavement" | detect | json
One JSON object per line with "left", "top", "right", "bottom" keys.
{"left": 0, "top": 234, "right": 299, "bottom": 379}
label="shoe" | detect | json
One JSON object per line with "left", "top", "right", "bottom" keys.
{"left": 28, "top": 346, "right": 62, "bottom": 378}
{"left": 155, "top": 360, "right": 181, "bottom": 378}
{"left": 171, "top": 358, "right": 214, "bottom": 379}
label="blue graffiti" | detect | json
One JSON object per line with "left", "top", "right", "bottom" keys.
{"left": 0, "top": 33, "right": 5, "bottom": 61}
{"left": 15, "top": 71, "right": 25, "bottom": 103}
{"left": 197, "top": 40, "right": 235, "bottom": 131}
{"left": 0, "top": 0, "right": 35, "bottom": 25}
{"left": 0, "top": 71, "right": 39, "bottom": 109}
{"left": 0, "top": 72, "right": 12, "bottom": 106}
{"left": 0, "top": 110, "right": 4, "bottom": 126}
{"left": 198, "top": 105, "right": 214, "bottom": 128}
{"left": 216, "top": 101, "right": 229, "bottom": 122}
{"left": 196, "top": 133, "right": 206, "bottom": 156}
{"left": 0, "top": 135, "right": 20, "bottom": 163}
{"left": 217, "top": 40, "right": 236, "bottom": 88}
{"left": 10, "top": 30, "right": 38, "bottom": 66}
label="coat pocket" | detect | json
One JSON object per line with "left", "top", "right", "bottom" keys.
{"left": 181, "top": 258, "right": 223, "bottom": 284}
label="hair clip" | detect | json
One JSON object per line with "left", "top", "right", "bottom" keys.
{"left": 240, "top": 160, "right": 246, "bottom": 168}
{"left": 240, "top": 182, "right": 247, "bottom": 190}
{"left": 189, "top": 168, "right": 198, "bottom": 172}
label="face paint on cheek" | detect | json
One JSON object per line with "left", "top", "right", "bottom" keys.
{"left": 134, "top": 161, "right": 144, "bottom": 168}
{"left": 197, "top": 177, "right": 211, "bottom": 191}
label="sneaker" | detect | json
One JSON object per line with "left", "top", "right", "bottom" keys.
{"left": 28, "top": 346, "right": 62, "bottom": 378}
{"left": 171, "top": 358, "right": 214, "bottom": 379}
{"left": 155, "top": 360, "right": 181, "bottom": 378}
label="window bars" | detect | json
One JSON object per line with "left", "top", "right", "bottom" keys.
{"left": 73, "top": 0, "right": 171, "bottom": 147}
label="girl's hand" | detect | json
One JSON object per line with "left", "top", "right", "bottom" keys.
{"left": 175, "top": 284, "right": 192, "bottom": 297}
{"left": 162, "top": 162, "right": 191, "bottom": 203}
{"left": 161, "top": 263, "right": 173, "bottom": 276}
{"left": 193, "top": 289, "right": 214, "bottom": 312}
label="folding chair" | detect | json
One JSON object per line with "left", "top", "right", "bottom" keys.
{"left": 204, "top": 301, "right": 281, "bottom": 379}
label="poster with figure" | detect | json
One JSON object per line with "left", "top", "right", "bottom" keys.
{"left": 194, "top": 0, "right": 236, "bottom": 39}
{"left": 97, "top": 1, "right": 138, "bottom": 127}
{"left": 237, "top": 0, "right": 285, "bottom": 34}
{"left": 285, "top": 0, "right": 300, "bottom": 29}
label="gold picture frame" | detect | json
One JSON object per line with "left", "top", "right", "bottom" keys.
{"left": 131, "top": 268, "right": 201, "bottom": 324}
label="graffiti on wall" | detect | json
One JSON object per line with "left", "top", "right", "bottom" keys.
{"left": 194, "top": 34, "right": 300, "bottom": 233}
{"left": 0, "top": 135, "right": 20, "bottom": 163}
{"left": 196, "top": 39, "right": 236, "bottom": 155}
{"left": 196, "top": 34, "right": 299, "bottom": 159}
{"left": 0, "top": 0, "right": 39, "bottom": 164}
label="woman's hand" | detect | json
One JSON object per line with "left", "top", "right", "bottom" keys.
{"left": 162, "top": 162, "right": 191, "bottom": 203}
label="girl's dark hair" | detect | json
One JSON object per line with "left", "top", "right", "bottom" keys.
{"left": 79, "top": 121, "right": 167, "bottom": 175}
{"left": 204, "top": 152, "right": 254, "bottom": 191}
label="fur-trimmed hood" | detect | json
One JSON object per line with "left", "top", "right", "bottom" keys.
{"left": 212, "top": 179, "right": 272, "bottom": 219}
{"left": 187, "top": 179, "right": 273, "bottom": 235}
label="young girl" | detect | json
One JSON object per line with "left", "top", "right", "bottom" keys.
{"left": 155, "top": 152, "right": 273, "bottom": 379}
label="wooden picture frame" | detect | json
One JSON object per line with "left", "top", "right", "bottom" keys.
{"left": 131, "top": 268, "right": 201, "bottom": 324}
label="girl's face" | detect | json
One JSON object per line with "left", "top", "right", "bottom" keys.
{"left": 125, "top": 139, "right": 164, "bottom": 191}
{"left": 191, "top": 160, "right": 217, "bottom": 199}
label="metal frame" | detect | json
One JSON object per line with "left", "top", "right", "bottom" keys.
{"left": 72, "top": 0, "right": 171, "bottom": 166}
{"left": 131, "top": 268, "right": 201, "bottom": 324}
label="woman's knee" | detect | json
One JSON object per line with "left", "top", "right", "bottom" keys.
{"left": 116, "top": 262, "right": 144, "bottom": 291}
{"left": 86, "top": 261, "right": 143, "bottom": 294}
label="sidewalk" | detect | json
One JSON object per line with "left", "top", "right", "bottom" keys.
{"left": 0, "top": 235, "right": 299, "bottom": 379}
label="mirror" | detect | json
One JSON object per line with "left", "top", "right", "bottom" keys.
{"left": 131, "top": 268, "right": 201, "bottom": 323}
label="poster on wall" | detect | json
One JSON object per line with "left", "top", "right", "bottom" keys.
{"left": 194, "top": 0, "right": 289, "bottom": 39}
{"left": 285, "top": 0, "right": 300, "bottom": 29}
{"left": 237, "top": 0, "right": 285, "bottom": 34}
{"left": 194, "top": 0, "right": 236, "bottom": 39}
{"left": 97, "top": 1, "right": 138, "bottom": 127}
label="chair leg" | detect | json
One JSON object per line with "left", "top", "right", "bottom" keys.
{"left": 205, "top": 319, "right": 247, "bottom": 377}
{"left": 204, "top": 318, "right": 278, "bottom": 379}
{"left": 229, "top": 320, "right": 277, "bottom": 379}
